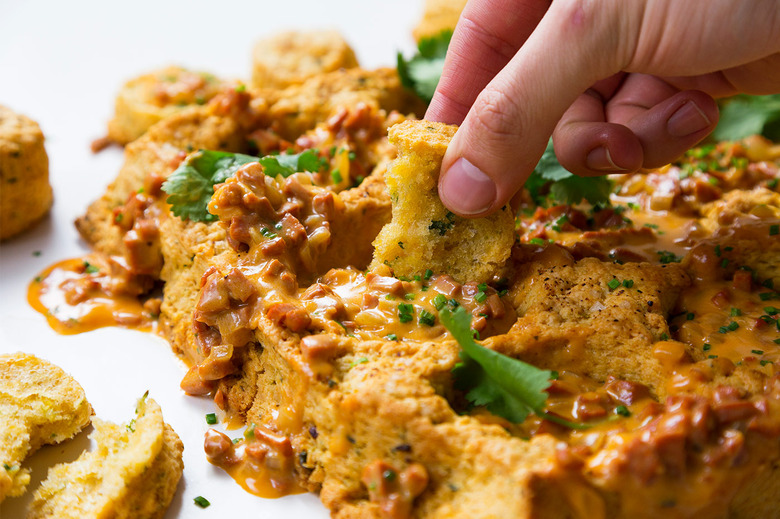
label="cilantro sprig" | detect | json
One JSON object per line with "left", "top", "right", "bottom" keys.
{"left": 441, "top": 306, "right": 585, "bottom": 428}
{"left": 713, "top": 94, "right": 780, "bottom": 141}
{"left": 525, "top": 139, "right": 613, "bottom": 207}
{"left": 161, "top": 149, "right": 323, "bottom": 222}
{"left": 397, "top": 30, "right": 452, "bottom": 104}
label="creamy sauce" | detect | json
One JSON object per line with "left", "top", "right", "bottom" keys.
{"left": 27, "top": 256, "right": 156, "bottom": 335}
{"left": 673, "top": 279, "right": 780, "bottom": 367}
{"left": 204, "top": 427, "right": 307, "bottom": 499}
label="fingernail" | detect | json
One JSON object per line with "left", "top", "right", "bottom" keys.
{"left": 440, "top": 158, "right": 497, "bottom": 215}
{"left": 586, "top": 146, "right": 624, "bottom": 172}
{"left": 667, "top": 101, "right": 711, "bottom": 137}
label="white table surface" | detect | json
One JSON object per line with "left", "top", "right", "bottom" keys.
{"left": 0, "top": 1, "right": 422, "bottom": 517}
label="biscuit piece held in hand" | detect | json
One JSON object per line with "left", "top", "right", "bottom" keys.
{"left": 371, "top": 120, "right": 515, "bottom": 283}
{"left": 29, "top": 395, "right": 184, "bottom": 519}
{"left": 0, "top": 353, "right": 91, "bottom": 502}
{"left": 0, "top": 106, "right": 52, "bottom": 240}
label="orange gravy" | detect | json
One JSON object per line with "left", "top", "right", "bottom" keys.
{"left": 27, "top": 256, "right": 155, "bottom": 335}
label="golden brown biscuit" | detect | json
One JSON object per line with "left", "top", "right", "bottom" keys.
{"left": 0, "top": 353, "right": 91, "bottom": 502}
{"left": 28, "top": 396, "right": 183, "bottom": 519}
{"left": 107, "top": 65, "right": 226, "bottom": 145}
{"left": 371, "top": 119, "right": 515, "bottom": 283}
{"left": 412, "top": 0, "right": 467, "bottom": 42}
{"left": 251, "top": 30, "right": 359, "bottom": 90}
{"left": 0, "top": 106, "right": 52, "bottom": 240}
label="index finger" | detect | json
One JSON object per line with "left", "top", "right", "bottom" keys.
{"left": 425, "top": 0, "right": 551, "bottom": 125}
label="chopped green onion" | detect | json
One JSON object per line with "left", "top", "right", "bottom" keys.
{"left": 614, "top": 405, "right": 631, "bottom": 417}
{"left": 205, "top": 413, "right": 217, "bottom": 425}
{"left": 194, "top": 496, "right": 211, "bottom": 508}
{"left": 398, "top": 303, "right": 414, "bottom": 323}
{"left": 432, "top": 294, "right": 447, "bottom": 310}
{"left": 419, "top": 309, "right": 436, "bottom": 326}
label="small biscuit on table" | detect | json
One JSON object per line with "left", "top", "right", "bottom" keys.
{"left": 251, "top": 30, "right": 359, "bottom": 90}
{"left": 412, "top": 0, "right": 468, "bottom": 42}
{"left": 0, "top": 106, "right": 52, "bottom": 241}
{"left": 28, "top": 396, "right": 184, "bottom": 519}
{"left": 371, "top": 120, "right": 515, "bottom": 283}
{"left": 0, "top": 353, "right": 91, "bottom": 502}
{"left": 107, "top": 66, "right": 225, "bottom": 145}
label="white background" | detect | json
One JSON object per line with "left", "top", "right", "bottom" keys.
{"left": 0, "top": 1, "right": 422, "bottom": 517}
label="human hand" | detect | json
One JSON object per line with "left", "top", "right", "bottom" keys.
{"left": 426, "top": 0, "right": 780, "bottom": 216}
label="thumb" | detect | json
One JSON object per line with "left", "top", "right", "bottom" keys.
{"left": 438, "top": 0, "right": 630, "bottom": 216}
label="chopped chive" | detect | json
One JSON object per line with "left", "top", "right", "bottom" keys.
{"left": 730, "top": 308, "right": 742, "bottom": 316}
{"left": 404, "top": 293, "right": 415, "bottom": 301}
{"left": 205, "top": 413, "right": 217, "bottom": 425}
{"left": 398, "top": 303, "right": 414, "bottom": 323}
{"left": 751, "top": 349, "right": 764, "bottom": 355}
{"left": 423, "top": 269, "right": 433, "bottom": 280}
{"left": 656, "top": 250, "right": 682, "bottom": 264}
{"left": 686, "top": 312, "right": 695, "bottom": 320}
{"left": 659, "top": 332, "right": 670, "bottom": 341}
{"left": 385, "top": 333, "right": 398, "bottom": 341}
{"left": 702, "top": 343, "right": 711, "bottom": 351}
{"left": 474, "top": 291, "right": 487, "bottom": 303}
{"left": 622, "top": 279, "right": 634, "bottom": 288}
{"left": 614, "top": 405, "right": 631, "bottom": 417}
{"left": 194, "top": 496, "right": 211, "bottom": 508}
{"left": 432, "top": 294, "right": 447, "bottom": 310}
{"left": 607, "top": 278, "right": 621, "bottom": 290}
{"left": 419, "top": 309, "right": 436, "bottom": 326}
{"left": 259, "top": 227, "right": 277, "bottom": 238}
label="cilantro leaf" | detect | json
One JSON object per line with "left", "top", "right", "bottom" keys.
{"left": 162, "top": 150, "right": 258, "bottom": 222}
{"left": 441, "top": 306, "right": 552, "bottom": 423}
{"left": 713, "top": 94, "right": 780, "bottom": 141}
{"left": 397, "top": 30, "right": 452, "bottom": 104}
{"left": 526, "top": 139, "right": 613, "bottom": 207}
{"left": 258, "top": 149, "right": 324, "bottom": 178}
{"left": 162, "top": 149, "right": 324, "bottom": 222}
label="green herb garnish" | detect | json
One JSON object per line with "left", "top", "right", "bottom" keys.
{"left": 656, "top": 250, "right": 683, "bottom": 264}
{"left": 162, "top": 149, "right": 322, "bottom": 222}
{"left": 525, "top": 139, "right": 613, "bottom": 207}
{"left": 712, "top": 94, "right": 780, "bottom": 141}
{"left": 205, "top": 413, "right": 217, "bottom": 425}
{"left": 397, "top": 30, "right": 452, "bottom": 103}
{"left": 441, "top": 307, "right": 585, "bottom": 428}
{"left": 193, "top": 496, "right": 211, "bottom": 508}
{"left": 398, "top": 303, "right": 414, "bottom": 323}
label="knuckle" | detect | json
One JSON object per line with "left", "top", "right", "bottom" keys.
{"left": 470, "top": 89, "right": 524, "bottom": 140}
